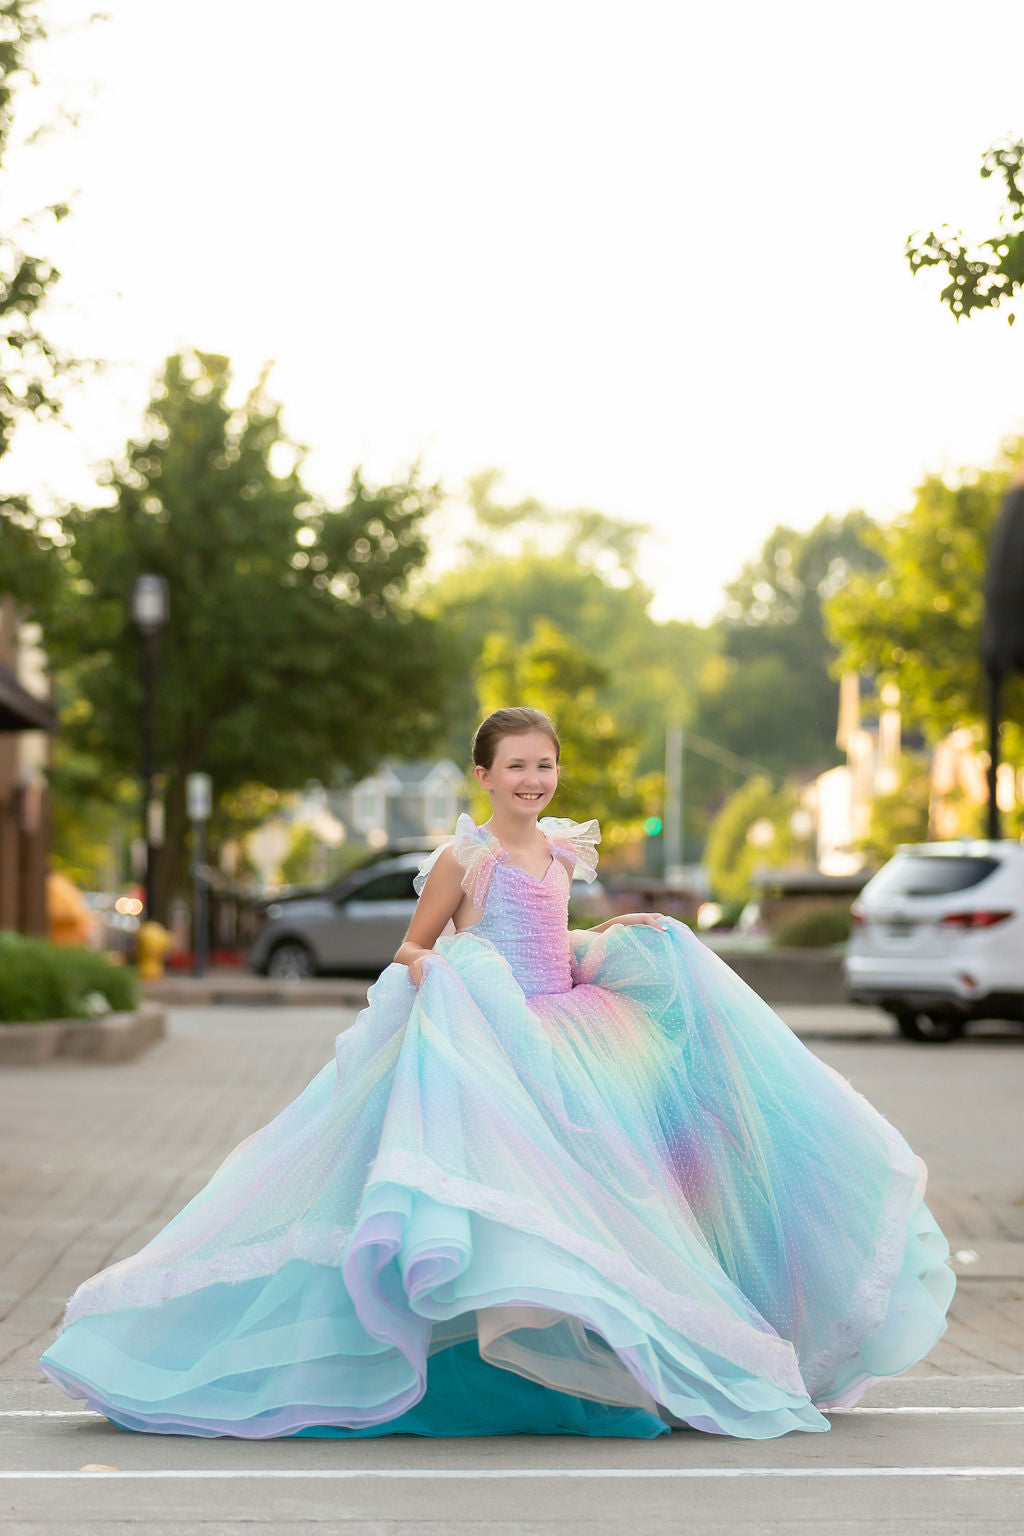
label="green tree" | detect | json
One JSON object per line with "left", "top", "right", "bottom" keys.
{"left": 856, "top": 753, "right": 933, "bottom": 867}
{"left": 0, "top": 0, "right": 80, "bottom": 606}
{"left": 905, "top": 138, "right": 1024, "bottom": 325}
{"left": 47, "top": 740, "right": 135, "bottom": 889}
{"left": 427, "top": 471, "right": 717, "bottom": 778}
{"left": 45, "top": 351, "right": 454, "bottom": 912}
{"left": 474, "top": 617, "right": 661, "bottom": 851}
{"left": 693, "top": 512, "right": 882, "bottom": 781}
{"left": 825, "top": 449, "right": 1024, "bottom": 749}
{"left": 705, "top": 775, "right": 798, "bottom": 904}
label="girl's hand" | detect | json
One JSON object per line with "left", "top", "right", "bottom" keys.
{"left": 395, "top": 942, "right": 435, "bottom": 987}
{"left": 598, "top": 912, "right": 668, "bottom": 933}
{"left": 408, "top": 954, "right": 429, "bottom": 987}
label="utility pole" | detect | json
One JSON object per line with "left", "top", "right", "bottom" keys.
{"left": 664, "top": 723, "right": 685, "bottom": 886}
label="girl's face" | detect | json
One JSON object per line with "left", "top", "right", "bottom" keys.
{"left": 475, "top": 730, "right": 560, "bottom": 818}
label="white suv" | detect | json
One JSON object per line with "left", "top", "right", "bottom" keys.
{"left": 845, "top": 840, "right": 1024, "bottom": 1042}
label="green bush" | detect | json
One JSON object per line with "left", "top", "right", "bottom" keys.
{"left": 0, "top": 933, "right": 139, "bottom": 1024}
{"left": 772, "top": 905, "right": 852, "bottom": 949}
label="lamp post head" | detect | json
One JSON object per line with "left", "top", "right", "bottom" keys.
{"left": 131, "top": 574, "right": 170, "bottom": 634}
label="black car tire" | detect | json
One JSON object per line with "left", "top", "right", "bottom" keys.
{"left": 266, "top": 940, "right": 318, "bottom": 981}
{"left": 892, "top": 1008, "right": 965, "bottom": 1044}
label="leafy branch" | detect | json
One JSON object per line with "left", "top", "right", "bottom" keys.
{"left": 906, "top": 138, "right": 1024, "bottom": 325}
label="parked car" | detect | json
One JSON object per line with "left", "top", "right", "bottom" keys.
{"left": 250, "top": 849, "right": 610, "bottom": 980}
{"left": 845, "top": 840, "right": 1024, "bottom": 1042}
{"left": 250, "top": 853, "right": 424, "bottom": 979}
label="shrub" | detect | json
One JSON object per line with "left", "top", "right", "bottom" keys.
{"left": 0, "top": 933, "right": 140, "bottom": 1024}
{"left": 772, "top": 905, "right": 852, "bottom": 949}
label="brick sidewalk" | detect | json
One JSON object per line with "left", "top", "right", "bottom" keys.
{"left": 1, "top": 1006, "right": 1022, "bottom": 1388}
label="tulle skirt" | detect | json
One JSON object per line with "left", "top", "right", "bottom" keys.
{"left": 39, "top": 921, "right": 954, "bottom": 1439}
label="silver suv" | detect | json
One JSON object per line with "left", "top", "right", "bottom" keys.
{"left": 845, "top": 840, "right": 1024, "bottom": 1041}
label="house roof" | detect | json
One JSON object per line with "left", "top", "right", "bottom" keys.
{"left": 376, "top": 758, "right": 465, "bottom": 789}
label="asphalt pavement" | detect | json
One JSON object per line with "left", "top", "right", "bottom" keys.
{"left": 1, "top": 1001, "right": 1023, "bottom": 1534}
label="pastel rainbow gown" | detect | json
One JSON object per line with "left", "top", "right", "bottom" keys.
{"left": 39, "top": 815, "right": 954, "bottom": 1439}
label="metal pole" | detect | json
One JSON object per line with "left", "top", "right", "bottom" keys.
{"left": 664, "top": 723, "right": 684, "bottom": 884}
{"left": 192, "top": 817, "right": 209, "bottom": 978}
{"left": 140, "top": 629, "right": 158, "bottom": 920}
{"left": 679, "top": 726, "right": 685, "bottom": 869}
{"left": 986, "top": 668, "right": 1001, "bottom": 841}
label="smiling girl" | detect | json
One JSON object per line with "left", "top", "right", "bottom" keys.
{"left": 40, "top": 705, "right": 954, "bottom": 1443}
{"left": 397, "top": 707, "right": 664, "bottom": 987}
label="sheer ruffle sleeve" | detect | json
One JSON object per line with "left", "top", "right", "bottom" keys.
{"left": 413, "top": 813, "right": 499, "bottom": 909}
{"left": 539, "top": 817, "right": 601, "bottom": 883}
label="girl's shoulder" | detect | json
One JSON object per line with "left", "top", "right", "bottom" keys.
{"left": 413, "top": 813, "right": 497, "bottom": 906}
{"left": 538, "top": 816, "right": 601, "bottom": 883}
{"left": 414, "top": 813, "right": 601, "bottom": 900}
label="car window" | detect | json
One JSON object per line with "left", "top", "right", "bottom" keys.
{"left": 869, "top": 855, "right": 1001, "bottom": 899}
{"left": 346, "top": 869, "right": 418, "bottom": 903}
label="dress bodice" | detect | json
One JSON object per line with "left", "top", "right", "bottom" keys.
{"left": 415, "top": 815, "right": 600, "bottom": 999}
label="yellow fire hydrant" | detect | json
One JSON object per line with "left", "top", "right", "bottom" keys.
{"left": 136, "top": 921, "right": 173, "bottom": 980}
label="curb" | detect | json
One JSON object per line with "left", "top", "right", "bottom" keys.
{"left": 709, "top": 947, "right": 847, "bottom": 1004}
{"left": 143, "top": 979, "right": 371, "bottom": 1009}
{"left": 144, "top": 957, "right": 846, "bottom": 1009}
{"left": 0, "top": 1003, "right": 166, "bottom": 1066}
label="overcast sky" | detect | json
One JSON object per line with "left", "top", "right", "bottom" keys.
{"left": 5, "top": 0, "right": 1024, "bottom": 620}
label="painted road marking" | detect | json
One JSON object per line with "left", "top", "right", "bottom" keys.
{"left": 0, "top": 1467, "right": 1022, "bottom": 1480}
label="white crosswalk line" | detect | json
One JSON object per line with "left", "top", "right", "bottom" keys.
{"left": 0, "top": 1466, "right": 1022, "bottom": 1480}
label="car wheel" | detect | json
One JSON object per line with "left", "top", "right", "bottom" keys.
{"left": 892, "top": 1008, "right": 964, "bottom": 1044}
{"left": 267, "top": 940, "right": 317, "bottom": 981}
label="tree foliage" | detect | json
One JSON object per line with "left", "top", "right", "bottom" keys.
{"left": 825, "top": 448, "right": 1024, "bottom": 749}
{"left": 693, "top": 512, "right": 883, "bottom": 783}
{"left": 429, "top": 484, "right": 877, "bottom": 855}
{"left": 856, "top": 752, "right": 933, "bottom": 867}
{"left": 0, "top": 0, "right": 78, "bottom": 605}
{"left": 44, "top": 351, "right": 455, "bottom": 908}
{"left": 705, "top": 775, "right": 798, "bottom": 904}
{"left": 906, "top": 138, "right": 1024, "bottom": 325}
{"left": 427, "top": 473, "right": 717, "bottom": 779}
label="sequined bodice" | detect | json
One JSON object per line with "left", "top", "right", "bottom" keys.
{"left": 415, "top": 814, "right": 601, "bottom": 1002}
{"left": 465, "top": 857, "right": 574, "bottom": 998}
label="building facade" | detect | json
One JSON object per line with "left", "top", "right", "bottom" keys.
{"left": 0, "top": 596, "right": 55, "bottom": 934}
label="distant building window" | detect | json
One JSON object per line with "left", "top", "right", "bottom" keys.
{"left": 352, "top": 781, "right": 387, "bottom": 836}
{"left": 425, "top": 785, "right": 457, "bottom": 832}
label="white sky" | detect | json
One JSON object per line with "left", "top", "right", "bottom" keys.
{"left": 4, "top": 0, "right": 1024, "bottom": 621}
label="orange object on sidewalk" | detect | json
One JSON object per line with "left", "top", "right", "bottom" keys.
{"left": 46, "top": 873, "right": 100, "bottom": 948}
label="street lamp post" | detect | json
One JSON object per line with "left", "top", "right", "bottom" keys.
{"left": 187, "top": 771, "right": 212, "bottom": 978}
{"left": 131, "top": 574, "right": 170, "bottom": 921}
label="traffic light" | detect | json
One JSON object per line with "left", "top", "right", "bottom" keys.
{"left": 644, "top": 816, "right": 663, "bottom": 836}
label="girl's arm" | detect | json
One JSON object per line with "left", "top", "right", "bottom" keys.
{"left": 589, "top": 912, "right": 667, "bottom": 933}
{"left": 394, "top": 847, "right": 466, "bottom": 985}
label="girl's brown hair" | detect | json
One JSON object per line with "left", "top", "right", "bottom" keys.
{"left": 471, "top": 707, "right": 560, "bottom": 770}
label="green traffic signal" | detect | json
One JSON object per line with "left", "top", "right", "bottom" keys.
{"left": 644, "top": 816, "right": 663, "bottom": 836}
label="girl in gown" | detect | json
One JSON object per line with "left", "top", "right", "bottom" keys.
{"left": 39, "top": 707, "right": 955, "bottom": 1441}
